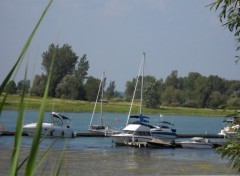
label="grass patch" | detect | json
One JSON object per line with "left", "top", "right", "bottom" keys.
{"left": 1, "top": 94, "right": 235, "bottom": 116}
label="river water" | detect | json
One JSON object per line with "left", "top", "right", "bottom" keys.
{"left": 0, "top": 110, "right": 236, "bottom": 175}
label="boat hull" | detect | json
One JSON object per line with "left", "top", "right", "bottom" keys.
{"left": 147, "top": 139, "right": 176, "bottom": 148}
{"left": 111, "top": 133, "right": 152, "bottom": 145}
{"left": 180, "top": 142, "right": 213, "bottom": 149}
{"left": 150, "top": 131, "right": 176, "bottom": 142}
{"left": 23, "top": 123, "right": 75, "bottom": 138}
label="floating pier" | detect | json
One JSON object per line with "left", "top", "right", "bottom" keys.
{"left": 0, "top": 131, "right": 224, "bottom": 138}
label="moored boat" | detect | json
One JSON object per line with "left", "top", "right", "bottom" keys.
{"left": 179, "top": 137, "right": 213, "bottom": 149}
{"left": 89, "top": 73, "right": 120, "bottom": 136}
{"left": 23, "top": 112, "right": 76, "bottom": 138}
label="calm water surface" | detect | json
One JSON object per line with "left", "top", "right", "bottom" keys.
{"left": 0, "top": 110, "right": 236, "bottom": 175}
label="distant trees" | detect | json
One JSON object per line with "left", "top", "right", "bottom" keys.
{"left": 5, "top": 80, "right": 30, "bottom": 95}
{"left": 28, "top": 43, "right": 122, "bottom": 101}
{"left": 124, "top": 70, "right": 240, "bottom": 109}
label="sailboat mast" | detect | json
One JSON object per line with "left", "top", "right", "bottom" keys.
{"left": 89, "top": 73, "right": 104, "bottom": 127}
{"left": 100, "top": 72, "right": 104, "bottom": 126}
{"left": 126, "top": 52, "right": 145, "bottom": 126}
{"left": 140, "top": 52, "right": 145, "bottom": 115}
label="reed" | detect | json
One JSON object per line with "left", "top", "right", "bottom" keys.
{"left": 0, "top": 0, "right": 66, "bottom": 175}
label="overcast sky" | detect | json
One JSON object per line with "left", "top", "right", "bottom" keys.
{"left": 0, "top": 0, "right": 239, "bottom": 91}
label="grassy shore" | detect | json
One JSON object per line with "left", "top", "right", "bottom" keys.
{"left": 1, "top": 94, "right": 236, "bottom": 116}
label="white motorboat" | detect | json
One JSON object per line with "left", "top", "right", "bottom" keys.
{"left": 179, "top": 137, "right": 213, "bottom": 149}
{"left": 111, "top": 115, "right": 154, "bottom": 145}
{"left": 150, "top": 121, "right": 176, "bottom": 142}
{"left": 89, "top": 73, "right": 120, "bottom": 136}
{"left": 218, "top": 116, "right": 240, "bottom": 138}
{"left": 111, "top": 53, "right": 155, "bottom": 145}
{"left": 23, "top": 112, "right": 76, "bottom": 138}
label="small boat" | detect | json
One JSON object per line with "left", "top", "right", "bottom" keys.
{"left": 23, "top": 112, "right": 76, "bottom": 138}
{"left": 150, "top": 121, "right": 176, "bottom": 141}
{"left": 147, "top": 139, "right": 176, "bottom": 149}
{"left": 179, "top": 137, "right": 213, "bottom": 149}
{"left": 89, "top": 73, "right": 120, "bottom": 136}
{"left": 218, "top": 116, "right": 240, "bottom": 138}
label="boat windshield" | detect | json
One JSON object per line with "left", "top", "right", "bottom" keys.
{"left": 50, "top": 112, "right": 71, "bottom": 126}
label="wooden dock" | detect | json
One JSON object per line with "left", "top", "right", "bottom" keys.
{"left": 0, "top": 131, "right": 224, "bottom": 138}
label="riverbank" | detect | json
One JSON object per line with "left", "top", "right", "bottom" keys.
{"left": 1, "top": 94, "right": 235, "bottom": 116}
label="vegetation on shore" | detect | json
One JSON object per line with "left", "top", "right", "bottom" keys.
{"left": 2, "top": 94, "right": 236, "bottom": 116}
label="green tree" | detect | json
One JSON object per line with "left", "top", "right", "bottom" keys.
{"left": 165, "top": 70, "right": 179, "bottom": 89}
{"left": 75, "top": 54, "right": 89, "bottom": 84}
{"left": 55, "top": 75, "right": 79, "bottom": 99}
{"left": 42, "top": 43, "right": 78, "bottom": 97}
{"left": 5, "top": 80, "right": 17, "bottom": 94}
{"left": 125, "top": 78, "right": 137, "bottom": 100}
{"left": 30, "top": 74, "right": 46, "bottom": 96}
{"left": 105, "top": 81, "right": 116, "bottom": 99}
{"left": 207, "top": 91, "right": 224, "bottom": 109}
{"left": 85, "top": 76, "right": 101, "bottom": 101}
{"left": 16, "top": 80, "right": 30, "bottom": 94}
{"left": 143, "top": 81, "right": 160, "bottom": 108}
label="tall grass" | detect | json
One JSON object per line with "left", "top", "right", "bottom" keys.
{"left": 0, "top": 0, "right": 66, "bottom": 175}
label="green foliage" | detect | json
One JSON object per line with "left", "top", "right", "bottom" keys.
{"left": 30, "top": 74, "right": 46, "bottom": 96}
{"left": 16, "top": 79, "right": 30, "bottom": 94}
{"left": 124, "top": 70, "right": 240, "bottom": 109}
{"left": 5, "top": 80, "right": 17, "bottom": 94}
{"left": 143, "top": 81, "right": 160, "bottom": 108}
{"left": 85, "top": 76, "right": 101, "bottom": 101}
{"left": 41, "top": 43, "right": 79, "bottom": 97}
{"left": 209, "top": 2, "right": 240, "bottom": 173}
{"left": 105, "top": 81, "right": 116, "bottom": 99}
{"left": 75, "top": 54, "right": 89, "bottom": 84}
{"left": 56, "top": 74, "right": 79, "bottom": 99}
{"left": 210, "top": 0, "right": 240, "bottom": 54}
{"left": 215, "top": 132, "right": 240, "bottom": 174}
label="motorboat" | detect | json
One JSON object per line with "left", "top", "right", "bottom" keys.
{"left": 218, "top": 116, "right": 240, "bottom": 138}
{"left": 23, "top": 112, "right": 76, "bottom": 138}
{"left": 89, "top": 73, "right": 120, "bottom": 136}
{"left": 179, "top": 137, "right": 213, "bottom": 149}
{"left": 150, "top": 121, "right": 176, "bottom": 142}
{"left": 111, "top": 115, "right": 154, "bottom": 145}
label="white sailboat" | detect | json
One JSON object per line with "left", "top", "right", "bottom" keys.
{"left": 89, "top": 73, "right": 119, "bottom": 136}
{"left": 111, "top": 52, "right": 154, "bottom": 145}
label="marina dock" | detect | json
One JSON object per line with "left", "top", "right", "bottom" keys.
{"left": 0, "top": 131, "right": 224, "bottom": 138}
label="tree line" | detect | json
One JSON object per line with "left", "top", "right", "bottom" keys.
{"left": 6, "top": 43, "right": 240, "bottom": 110}
{"left": 125, "top": 71, "right": 240, "bottom": 109}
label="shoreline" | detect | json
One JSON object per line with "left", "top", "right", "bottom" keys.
{"left": 1, "top": 95, "right": 236, "bottom": 116}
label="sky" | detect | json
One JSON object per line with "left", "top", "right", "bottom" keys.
{"left": 0, "top": 0, "right": 239, "bottom": 91}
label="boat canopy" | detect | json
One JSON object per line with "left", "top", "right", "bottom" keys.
{"left": 51, "top": 112, "right": 71, "bottom": 121}
{"left": 130, "top": 115, "right": 150, "bottom": 123}
{"left": 158, "top": 121, "right": 174, "bottom": 126}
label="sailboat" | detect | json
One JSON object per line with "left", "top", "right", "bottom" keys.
{"left": 111, "top": 53, "right": 155, "bottom": 145}
{"left": 89, "top": 73, "right": 120, "bottom": 136}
